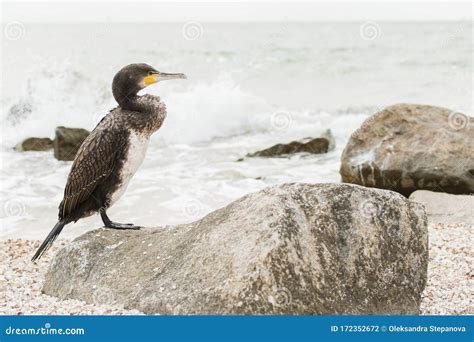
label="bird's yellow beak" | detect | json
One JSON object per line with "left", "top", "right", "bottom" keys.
{"left": 143, "top": 72, "right": 187, "bottom": 86}
{"left": 143, "top": 74, "right": 158, "bottom": 85}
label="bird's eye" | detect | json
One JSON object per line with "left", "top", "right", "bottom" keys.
{"left": 148, "top": 71, "right": 154, "bottom": 76}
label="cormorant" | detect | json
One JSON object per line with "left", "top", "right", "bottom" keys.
{"left": 32, "top": 63, "right": 186, "bottom": 261}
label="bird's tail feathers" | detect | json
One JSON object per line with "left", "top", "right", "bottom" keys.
{"left": 31, "top": 220, "right": 67, "bottom": 262}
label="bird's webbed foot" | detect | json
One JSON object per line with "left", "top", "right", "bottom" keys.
{"left": 100, "top": 209, "right": 141, "bottom": 230}
{"left": 105, "top": 221, "right": 141, "bottom": 230}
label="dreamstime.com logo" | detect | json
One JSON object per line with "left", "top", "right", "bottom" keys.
{"left": 4, "top": 323, "right": 85, "bottom": 336}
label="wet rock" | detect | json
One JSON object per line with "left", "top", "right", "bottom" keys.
{"left": 43, "top": 183, "right": 428, "bottom": 315}
{"left": 247, "top": 130, "right": 335, "bottom": 158}
{"left": 14, "top": 137, "right": 54, "bottom": 152}
{"left": 340, "top": 103, "right": 474, "bottom": 196}
{"left": 54, "top": 126, "right": 90, "bottom": 161}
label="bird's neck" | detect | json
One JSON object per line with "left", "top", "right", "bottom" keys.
{"left": 115, "top": 94, "right": 167, "bottom": 135}
{"left": 116, "top": 93, "right": 163, "bottom": 116}
{"left": 116, "top": 95, "right": 142, "bottom": 112}
{"left": 112, "top": 84, "right": 142, "bottom": 111}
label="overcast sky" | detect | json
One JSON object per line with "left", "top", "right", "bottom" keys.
{"left": 2, "top": 1, "right": 472, "bottom": 22}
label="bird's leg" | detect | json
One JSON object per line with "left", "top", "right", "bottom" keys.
{"left": 100, "top": 209, "right": 140, "bottom": 230}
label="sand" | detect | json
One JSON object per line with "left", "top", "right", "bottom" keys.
{"left": 419, "top": 223, "right": 473, "bottom": 315}
{"left": 0, "top": 222, "right": 472, "bottom": 315}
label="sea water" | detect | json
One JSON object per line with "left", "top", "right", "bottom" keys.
{"left": 0, "top": 22, "right": 472, "bottom": 239}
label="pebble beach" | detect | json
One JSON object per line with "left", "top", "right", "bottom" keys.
{"left": 0, "top": 239, "right": 141, "bottom": 315}
{"left": 1, "top": 222, "right": 472, "bottom": 315}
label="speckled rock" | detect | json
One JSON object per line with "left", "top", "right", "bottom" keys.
{"left": 340, "top": 103, "right": 474, "bottom": 196}
{"left": 54, "top": 126, "right": 90, "bottom": 161}
{"left": 14, "top": 137, "right": 54, "bottom": 152}
{"left": 247, "top": 130, "right": 335, "bottom": 158}
{"left": 43, "top": 183, "right": 428, "bottom": 315}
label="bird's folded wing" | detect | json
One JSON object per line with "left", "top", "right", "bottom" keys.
{"left": 59, "top": 126, "right": 127, "bottom": 219}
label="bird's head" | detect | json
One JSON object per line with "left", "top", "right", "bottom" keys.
{"left": 112, "top": 63, "right": 186, "bottom": 104}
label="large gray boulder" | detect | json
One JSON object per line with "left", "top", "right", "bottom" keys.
{"left": 340, "top": 103, "right": 474, "bottom": 196}
{"left": 43, "top": 183, "right": 428, "bottom": 315}
{"left": 409, "top": 190, "right": 474, "bottom": 225}
{"left": 54, "top": 126, "right": 90, "bottom": 161}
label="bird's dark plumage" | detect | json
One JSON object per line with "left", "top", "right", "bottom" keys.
{"left": 32, "top": 63, "right": 185, "bottom": 261}
{"left": 60, "top": 119, "right": 127, "bottom": 219}
{"left": 31, "top": 220, "right": 66, "bottom": 262}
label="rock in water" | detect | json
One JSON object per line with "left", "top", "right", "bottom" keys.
{"left": 14, "top": 137, "right": 54, "bottom": 152}
{"left": 340, "top": 104, "right": 474, "bottom": 196}
{"left": 54, "top": 126, "right": 90, "bottom": 161}
{"left": 43, "top": 183, "right": 428, "bottom": 315}
{"left": 247, "top": 130, "right": 335, "bottom": 158}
